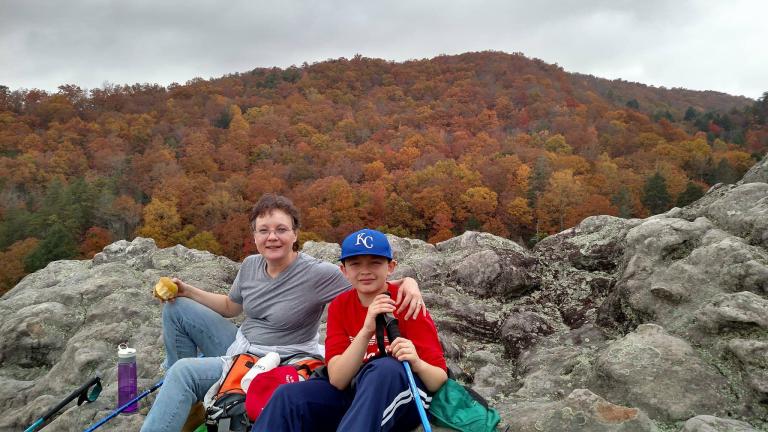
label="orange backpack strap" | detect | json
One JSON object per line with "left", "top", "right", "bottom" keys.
{"left": 216, "top": 353, "right": 259, "bottom": 398}
{"left": 283, "top": 354, "right": 326, "bottom": 380}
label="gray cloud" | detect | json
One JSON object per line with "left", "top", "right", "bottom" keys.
{"left": 1, "top": 0, "right": 765, "bottom": 98}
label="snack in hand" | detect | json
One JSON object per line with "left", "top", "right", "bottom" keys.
{"left": 154, "top": 277, "right": 178, "bottom": 300}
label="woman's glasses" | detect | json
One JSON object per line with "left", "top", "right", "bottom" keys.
{"left": 254, "top": 227, "right": 293, "bottom": 238}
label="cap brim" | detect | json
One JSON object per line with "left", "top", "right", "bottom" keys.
{"left": 340, "top": 251, "right": 392, "bottom": 261}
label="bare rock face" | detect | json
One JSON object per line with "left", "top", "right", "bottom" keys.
{"left": 0, "top": 240, "right": 238, "bottom": 431}
{"left": 437, "top": 231, "right": 540, "bottom": 298}
{"left": 502, "top": 389, "right": 659, "bottom": 431}
{"left": 700, "top": 183, "right": 768, "bottom": 248}
{"left": 499, "top": 310, "right": 554, "bottom": 358}
{"left": 1, "top": 155, "right": 766, "bottom": 431}
{"left": 681, "top": 415, "right": 761, "bottom": 432}
{"left": 741, "top": 154, "right": 768, "bottom": 184}
{"left": 593, "top": 324, "right": 730, "bottom": 421}
{"left": 514, "top": 325, "right": 606, "bottom": 400}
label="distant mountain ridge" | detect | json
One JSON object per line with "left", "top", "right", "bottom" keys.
{"left": 573, "top": 71, "right": 753, "bottom": 113}
{"left": 236, "top": 51, "right": 753, "bottom": 115}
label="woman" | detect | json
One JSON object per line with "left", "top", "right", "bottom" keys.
{"left": 140, "top": 194, "right": 424, "bottom": 432}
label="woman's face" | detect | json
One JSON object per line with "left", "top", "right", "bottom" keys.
{"left": 252, "top": 210, "right": 298, "bottom": 262}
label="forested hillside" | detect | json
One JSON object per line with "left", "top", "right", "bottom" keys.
{"left": 1, "top": 51, "right": 766, "bottom": 293}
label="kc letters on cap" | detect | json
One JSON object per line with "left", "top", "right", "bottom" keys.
{"left": 340, "top": 228, "right": 393, "bottom": 260}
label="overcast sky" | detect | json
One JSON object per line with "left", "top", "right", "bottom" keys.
{"left": 1, "top": 0, "right": 766, "bottom": 99}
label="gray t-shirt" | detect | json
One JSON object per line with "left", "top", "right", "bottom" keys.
{"left": 229, "top": 252, "right": 351, "bottom": 346}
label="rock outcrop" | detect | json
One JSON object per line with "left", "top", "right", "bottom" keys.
{"left": 1, "top": 156, "right": 766, "bottom": 431}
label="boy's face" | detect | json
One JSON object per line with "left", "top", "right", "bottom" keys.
{"left": 340, "top": 254, "right": 396, "bottom": 294}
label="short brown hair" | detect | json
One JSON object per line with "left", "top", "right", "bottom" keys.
{"left": 249, "top": 193, "right": 301, "bottom": 232}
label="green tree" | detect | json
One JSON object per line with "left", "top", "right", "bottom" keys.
{"left": 611, "top": 186, "right": 634, "bottom": 218}
{"left": 642, "top": 172, "right": 671, "bottom": 214}
{"left": 751, "top": 91, "right": 768, "bottom": 125}
{"left": 0, "top": 207, "right": 35, "bottom": 250}
{"left": 676, "top": 182, "right": 704, "bottom": 207}
{"left": 527, "top": 156, "right": 551, "bottom": 207}
{"left": 24, "top": 221, "right": 78, "bottom": 272}
{"left": 652, "top": 110, "right": 673, "bottom": 122}
{"left": 714, "top": 158, "right": 738, "bottom": 184}
{"left": 543, "top": 134, "right": 572, "bottom": 154}
{"left": 626, "top": 99, "right": 640, "bottom": 110}
{"left": 684, "top": 106, "right": 699, "bottom": 121}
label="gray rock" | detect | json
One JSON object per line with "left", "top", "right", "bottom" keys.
{"left": 701, "top": 183, "right": 768, "bottom": 248}
{"left": 740, "top": 154, "right": 768, "bottom": 184}
{"left": 681, "top": 415, "right": 760, "bottom": 432}
{"left": 515, "top": 325, "right": 606, "bottom": 400}
{"left": 593, "top": 324, "right": 731, "bottom": 421}
{"left": 501, "top": 389, "right": 659, "bottom": 431}
{"left": 694, "top": 292, "right": 768, "bottom": 332}
{"left": 439, "top": 232, "right": 539, "bottom": 298}
{"left": 499, "top": 310, "right": 555, "bottom": 358}
{"left": 615, "top": 216, "right": 768, "bottom": 337}
{"left": 0, "top": 238, "right": 237, "bottom": 431}
{"left": 727, "top": 339, "right": 768, "bottom": 398}
{"left": 535, "top": 215, "right": 642, "bottom": 272}
{"left": 300, "top": 240, "right": 340, "bottom": 263}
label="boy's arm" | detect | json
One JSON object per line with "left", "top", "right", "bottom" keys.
{"left": 327, "top": 294, "right": 396, "bottom": 390}
{"left": 327, "top": 326, "right": 374, "bottom": 390}
{"left": 389, "top": 337, "right": 448, "bottom": 392}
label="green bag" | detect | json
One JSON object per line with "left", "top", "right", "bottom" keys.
{"left": 428, "top": 379, "right": 501, "bottom": 432}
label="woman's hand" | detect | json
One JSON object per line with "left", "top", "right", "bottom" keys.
{"left": 389, "top": 337, "right": 421, "bottom": 364}
{"left": 170, "top": 278, "right": 189, "bottom": 300}
{"left": 362, "top": 294, "right": 396, "bottom": 336}
{"left": 153, "top": 277, "right": 188, "bottom": 303}
{"left": 394, "top": 277, "right": 426, "bottom": 320}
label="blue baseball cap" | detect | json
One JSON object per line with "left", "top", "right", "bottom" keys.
{"left": 340, "top": 228, "right": 393, "bottom": 261}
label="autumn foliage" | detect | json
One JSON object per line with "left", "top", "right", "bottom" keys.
{"left": 1, "top": 52, "right": 766, "bottom": 293}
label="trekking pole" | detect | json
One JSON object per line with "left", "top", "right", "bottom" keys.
{"left": 24, "top": 376, "right": 102, "bottom": 432}
{"left": 381, "top": 314, "right": 432, "bottom": 432}
{"left": 83, "top": 380, "right": 163, "bottom": 432}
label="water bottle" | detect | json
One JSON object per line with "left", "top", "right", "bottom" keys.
{"left": 241, "top": 352, "right": 280, "bottom": 392}
{"left": 117, "top": 343, "right": 138, "bottom": 414}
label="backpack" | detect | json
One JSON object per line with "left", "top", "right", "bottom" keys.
{"left": 204, "top": 353, "right": 326, "bottom": 432}
{"left": 205, "top": 353, "right": 258, "bottom": 432}
{"left": 428, "top": 378, "right": 501, "bottom": 432}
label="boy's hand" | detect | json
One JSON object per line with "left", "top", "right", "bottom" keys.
{"left": 361, "top": 294, "right": 396, "bottom": 336}
{"left": 389, "top": 337, "right": 422, "bottom": 365}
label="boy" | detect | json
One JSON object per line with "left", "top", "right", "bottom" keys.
{"left": 252, "top": 228, "right": 448, "bottom": 431}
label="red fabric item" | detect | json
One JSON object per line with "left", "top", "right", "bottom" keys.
{"left": 325, "top": 282, "right": 447, "bottom": 370}
{"left": 245, "top": 366, "right": 300, "bottom": 421}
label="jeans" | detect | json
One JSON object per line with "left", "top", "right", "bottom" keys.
{"left": 140, "top": 298, "right": 238, "bottom": 432}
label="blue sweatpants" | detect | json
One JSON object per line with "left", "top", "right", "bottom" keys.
{"left": 252, "top": 356, "right": 431, "bottom": 432}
